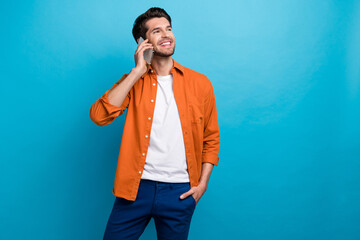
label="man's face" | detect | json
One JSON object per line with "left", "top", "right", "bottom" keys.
{"left": 144, "top": 17, "right": 175, "bottom": 57}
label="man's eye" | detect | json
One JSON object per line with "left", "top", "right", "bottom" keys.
{"left": 154, "top": 31, "right": 159, "bottom": 33}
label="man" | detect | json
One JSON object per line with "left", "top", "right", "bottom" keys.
{"left": 90, "top": 7, "right": 220, "bottom": 240}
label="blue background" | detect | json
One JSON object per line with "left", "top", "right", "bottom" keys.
{"left": 1, "top": 0, "right": 360, "bottom": 239}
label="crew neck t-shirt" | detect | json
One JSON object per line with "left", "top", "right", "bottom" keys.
{"left": 141, "top": 74, "right": 190, "bottom": 182}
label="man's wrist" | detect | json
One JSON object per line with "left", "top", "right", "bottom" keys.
{"left": 131, "top": 67, "right": 146, "bottom": 78}
{"left": 198, "top": 181, "right": 208, "bottom": 191}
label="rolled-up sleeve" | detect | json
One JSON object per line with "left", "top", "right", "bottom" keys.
{"left": 202, "top": 81, "right": 220, "bottom": 166}
{"left": 90, "top": 74, "right": 131, "bottom": 126}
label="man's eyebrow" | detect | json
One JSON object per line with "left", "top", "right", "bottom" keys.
{"left": 151, "top": 25, "right": 172, "bottom": 32}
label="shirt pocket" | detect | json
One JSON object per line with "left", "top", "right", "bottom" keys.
{"left": 189, "top": 104, "right": 204, "bottom": 124}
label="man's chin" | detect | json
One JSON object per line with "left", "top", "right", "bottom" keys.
{"left": 153, "top": 49, "right": 175, "bottom": 57}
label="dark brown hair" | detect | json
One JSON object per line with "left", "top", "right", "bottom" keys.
{"left": 132, "top": 7, "right": 172, "bottom": 43}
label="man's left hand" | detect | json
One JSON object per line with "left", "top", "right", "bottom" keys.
{"left": 180, "top": 183, "right": 207, "bottom": 205}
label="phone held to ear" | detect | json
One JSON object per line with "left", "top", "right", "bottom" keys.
{"left": 138, "top": 37, "right": 154, "bottom": 64}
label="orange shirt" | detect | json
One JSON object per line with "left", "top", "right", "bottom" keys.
{"left": 90, "top": 59, "right": 220, "bottom": 201}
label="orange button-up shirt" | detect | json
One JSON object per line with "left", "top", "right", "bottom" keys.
{"left": 90, "top": 59, "right": 220, "bottom": 201}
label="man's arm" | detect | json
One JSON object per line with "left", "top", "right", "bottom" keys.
{"left": 201, "top": 81, "right": 220, "bottom": 166}
{"left": 89, "top": 39, "right": 154, "bottom": 126}
{"left": 180, "top": 80, "right": 220, "bottom": 204}
{"left": 89, "top": 73, "right": 134, "bottom": 126}
{"left": 108, "top": 38, "right": 154, "bottom": 107}
{"left": 198, "top": 162, "right": 214, "bottom": 189}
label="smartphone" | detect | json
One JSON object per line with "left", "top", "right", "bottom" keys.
{"left": 138, "top": 37, "right": 154, "bottom": 64}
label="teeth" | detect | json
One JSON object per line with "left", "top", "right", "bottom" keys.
{"left": 160, "top": 42, "right": 170, "bottom": 46}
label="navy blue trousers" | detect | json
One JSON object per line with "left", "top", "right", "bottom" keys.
{"left": 103, "top": 179, "right": 197, "bottom": 240}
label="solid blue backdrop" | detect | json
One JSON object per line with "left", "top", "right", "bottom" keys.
{"left": 1, "top": 1, "right": 359, "bottom": 239}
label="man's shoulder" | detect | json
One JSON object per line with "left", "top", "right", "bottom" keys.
{"left": 183, "top": 66, "right": 205, "bottom": 77}
{"left": 180, "top": 64, "right": 212, "bottom": 87}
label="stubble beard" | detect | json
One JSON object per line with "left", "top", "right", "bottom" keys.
{"left": 153, "top": 45, "right": 176, "bottom": 57}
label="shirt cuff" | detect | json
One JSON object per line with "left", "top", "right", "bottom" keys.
{"left": 202, "top": 155, "right": 219, "bottom": 166}
{"left": 100, "top": 90, "right": 125, "bottom": 115}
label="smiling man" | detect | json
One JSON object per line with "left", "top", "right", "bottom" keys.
{"left": 90, "top": 7, "right": 220, "bottom": 240}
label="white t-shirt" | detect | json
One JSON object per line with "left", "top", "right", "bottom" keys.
{"left": 141, "top": 74, "right": 190, "bottom": 182}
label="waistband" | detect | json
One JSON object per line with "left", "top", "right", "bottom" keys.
{"left": 140, "top": 178, "right": 190, "bottom": 187}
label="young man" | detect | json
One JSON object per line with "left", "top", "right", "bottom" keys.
{"left": 90, "top": 7, "right": 220, "bottom": 240}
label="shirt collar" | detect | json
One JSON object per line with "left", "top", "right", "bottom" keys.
{"left": 141, "top": 58, "right": 184, "bottom": 79}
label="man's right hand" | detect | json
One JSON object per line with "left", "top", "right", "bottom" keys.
{"left": 105, "top": 39, "right": 153, "bottom": 109}
{"left": 133, "top": 39, "right": 154, "bottom": 76}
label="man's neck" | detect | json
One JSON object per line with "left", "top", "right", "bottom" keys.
{"left": 151, "top": 56, "right": 173, "bottom": 76}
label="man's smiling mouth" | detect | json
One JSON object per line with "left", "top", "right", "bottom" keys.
{"left": 159, "top": 41, "right": 171, "bottom": 47}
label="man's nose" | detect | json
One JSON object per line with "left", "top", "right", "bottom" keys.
{"left": 161, "top": 29, "right": 170, "bottom": 38}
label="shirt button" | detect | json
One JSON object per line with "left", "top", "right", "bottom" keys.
{"left": 150, "top": 70, "right": 153, "bottom": 73}
{"left": 152, "top": 83, "right": 156, "bottom": 86}
{"left": 151, "top": 99, "right": 154, "bottom": 102}
{"left": 142, "top": 153, "right": 145, "bottom": 156}
{"left": 145, "top": 135, "right": 148, "bottom": 138}
{"left": 139, "top": 171, "right": 142, "bottom": 174}
{"left": 148, "top": 117, "right": 151, "bottom": 120}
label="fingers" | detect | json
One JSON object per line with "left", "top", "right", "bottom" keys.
{"left": 133, "top": 39, "right": 155, "bottom": 74}
{"left": 134, "top": 39, "right": 154, "bottom": 69}
{"left": 136, "top": 39, "right": 153, "bottom": 54}
{"left": 138, "top": 45, "right": 154, "bottom": 55}
{"left": 136, "top": 44, "right": 153, "bottom": 54}
{"left": 135, "top": 41, "right": 154, "bottom": 62}
{"left": 180, "top": 188, "right": 195, "bottom": 199}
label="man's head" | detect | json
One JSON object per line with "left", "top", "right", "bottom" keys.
{"left": 132, "top": 7, "right": 175, "bottom": 58}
